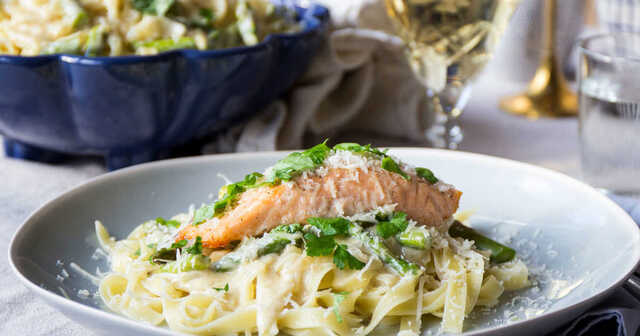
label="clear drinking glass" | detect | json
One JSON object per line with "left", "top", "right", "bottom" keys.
{"left": 578, "top": 33, "right": 640, "bottom": 195}
{"left": 384, "top": 0, "right": 521, "bottom": 149}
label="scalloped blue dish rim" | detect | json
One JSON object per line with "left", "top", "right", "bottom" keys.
{"left": 0, "top": 3, "right": 329, "bottom": 170}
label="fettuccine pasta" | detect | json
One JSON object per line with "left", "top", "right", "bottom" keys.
{"left": 0, "top": 0, "right": 300, "bottom": 56}
{"left": 97, "top": 213, "right": 528, "bottom": 335}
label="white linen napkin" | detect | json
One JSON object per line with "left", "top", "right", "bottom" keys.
{"left": 204, "top": 0, "right": 433, "bottom": 153}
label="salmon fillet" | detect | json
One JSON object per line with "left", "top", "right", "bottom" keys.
{"left": 178, "top": 167, "right": 462, "bottom": 248}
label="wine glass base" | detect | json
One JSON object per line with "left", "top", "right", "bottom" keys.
{"left": 426, "top": 116, "right": 463, "bottom": 149}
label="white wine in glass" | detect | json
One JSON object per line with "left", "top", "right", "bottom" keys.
{"left": 385, "top": 0, "right": 520, "bottom": 149}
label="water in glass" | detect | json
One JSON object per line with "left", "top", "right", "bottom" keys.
{"left": 579, "top": 76, "right": 640, "bottom": 194}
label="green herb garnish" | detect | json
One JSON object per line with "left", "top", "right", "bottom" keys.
{"left": 213, "top": 173, "right": 263, "bottom": 214}
{"left": 214, "top": 283, "right": 229, "bottom": 292}
{"left": 333, "top": 245, "right": 365, "bottom": 270}
{"left": 171, "top": 239, "right": 188, "bottom": 249}
{"left": 307, "top": 217, "right": 350, "bottom": 236}
{"left": 156, "top": 217, "right": 181, "bottom": 228}
{"left": 185, "top": 236, "right": 203, "bottom": 255}
{"left": 303, "top": 218, "right": 365, "bottom": 271}
{"left": 193, "top": 172, "right": 264, "bottom": 225}
{"left": 272, "top": 223, "right": 303, "bottom": 234}
{"left": 415, "top": 167, "right": 438, "bottom": 184}
{"left": 190, "top": 8, "right": 214, "bottom": 27}
{"left": 332, "top": 143, "right": 387, "bottom": 157}
{"left": 334, "top": 143, "right": 417, "bottom": 181}
{"left": 134, "top": 248, "right": 141, "bottom": 257}
{"left": 265, "top": 141, "right": 331, "bottom": 183}
{"left": 131, "top": 0, "right": 175, "bottom": 16}
{"left": 381, "top": 157, "right": 409, "bottom": 180}
{"left": 303, "top": 233, "right": 336, "bottom": 257}
{"left": 376, "top": 212, "right": 409, "bottom": 239}
{"left": 149, "top": 239, "right": 189, "bottom": 264}
{"left": 192, "top": 204, "right": 215, "bottom": 226}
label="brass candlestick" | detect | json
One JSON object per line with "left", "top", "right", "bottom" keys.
{"left": 500, "top": 0, "right": 577, "bottom": 118}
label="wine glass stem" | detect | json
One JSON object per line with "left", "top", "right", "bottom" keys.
{"left": 426, "top": 85, "right": 472, "bottom": 150}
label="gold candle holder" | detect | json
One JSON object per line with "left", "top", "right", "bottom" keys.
{"left": 500, "top": 0, "right": 577, "bottom": 118}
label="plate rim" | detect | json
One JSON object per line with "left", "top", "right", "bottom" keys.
{"left": 8, "top": 148, "right": 640, "bottom": 335}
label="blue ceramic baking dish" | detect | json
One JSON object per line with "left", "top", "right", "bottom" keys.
{"left": 0, "top": 3, "right": 328, "bottom": 170}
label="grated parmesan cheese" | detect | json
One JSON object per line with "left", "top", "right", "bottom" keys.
{"left": 343, "top": 204, "right": 397, "bottom": 223}
{"left": 323, "top": 150, "right": 379, "bottom": 172}
{"left": 77, "top": 289, "right": 90, "bottom": 299}
{"left": 69, "top": 262, "right": 100, "bottom": 285}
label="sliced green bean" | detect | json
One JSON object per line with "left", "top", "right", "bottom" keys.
{"left": 211, "top": 232, "right": 299, "bottom": 272}
{"left": 135, "top": 37, "right": 196, "bottom": 53}
{"left": 85, "top": 25, "right": 106, "bottom": 56}
{"left": 448, "top": 221, "right": 516, "bottom": 263}
{"left": 349, "top": 222, "right": 420, "bottom": 276}
{"left": 160, "top": 254, "right": 210, "bottom": 273}
{"left": 397, "top": 228, "right": 431, "bottom": 250}
{"left": 41, "top": 32, "right": 85, "bottom": 55}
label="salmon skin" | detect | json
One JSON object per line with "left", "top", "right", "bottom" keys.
{"left": 178, "top": 166, "right": 461, "bottom": 249}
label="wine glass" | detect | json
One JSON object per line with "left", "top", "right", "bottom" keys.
{"left": 385, "top": 0, "right": 521, "bottom": 149}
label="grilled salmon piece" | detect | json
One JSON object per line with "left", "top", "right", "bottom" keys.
{"left": 177, "top": 167, "right": 461, "bottom": 248}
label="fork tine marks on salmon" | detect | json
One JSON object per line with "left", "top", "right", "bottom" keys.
{"left": 177, "top": 147, "right": 461, "bottom": 249}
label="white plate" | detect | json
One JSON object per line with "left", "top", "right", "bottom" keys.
{"left": 9, "top": 149, "right": 640, "bottom": 335}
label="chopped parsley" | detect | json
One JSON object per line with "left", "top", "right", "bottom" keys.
{"left": 307, "top": 217, "right": 350, "bottom": 236}
{"left": 171, "top": 239, "right": 188, "bottom": 249}
{"left": 376, "top": 212, "right": 409, "bottom": 238}
{"left": 303, "top": 217, "right": 365, "bottom": 271}
{"left": 134, "top": 248, "right": 141, "bottom": 257}
{"left": 332, "top": 143, "right": 387, "bottom": 157}
{"left": 185, "top": 236, "right": 203, "bottom": 255}
{"left": 155, "top": 217, "right": 181, "bottom": 228}
{"left": 193, "top": 172, "right": 264, "bottom": 225}
{"left": 150, "top": 239, "right": 188, "bottom": 264}
{"left": 333, "top": 245, "right": 365, "bottom": 270}
{"left": 415, "top": 167, "right": 438, "bottom": 184}
{"left": 334, "top": 142, "right": 411, "bottom": 180}
{"left": 332, "top": 291, "right": 350, "bottom": 323}
{"left": 190, "top": 8, "right": 213, "bottom": 27}
{"left": 303, "top": 233, "right": 336, "bottom": 256}
{"left": 265, "top": 141, "right": 331, "bottom": 183}
{"left": 152, "top": 237, "right": 203, "bottom": 264}
{"left": 272, "top": 223, "right": 303, "bottom": 234}
{"left": 192, "top": 204, "right": 215, "bottom": 226}
{"left": 214, "top": 283, "right": 229, "bottom": 292}
{"left": 381, "top": 157, "right": 409, "bottom": 180}
{"left": 131, "top": 0, "right": 175, "bottom": 16}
